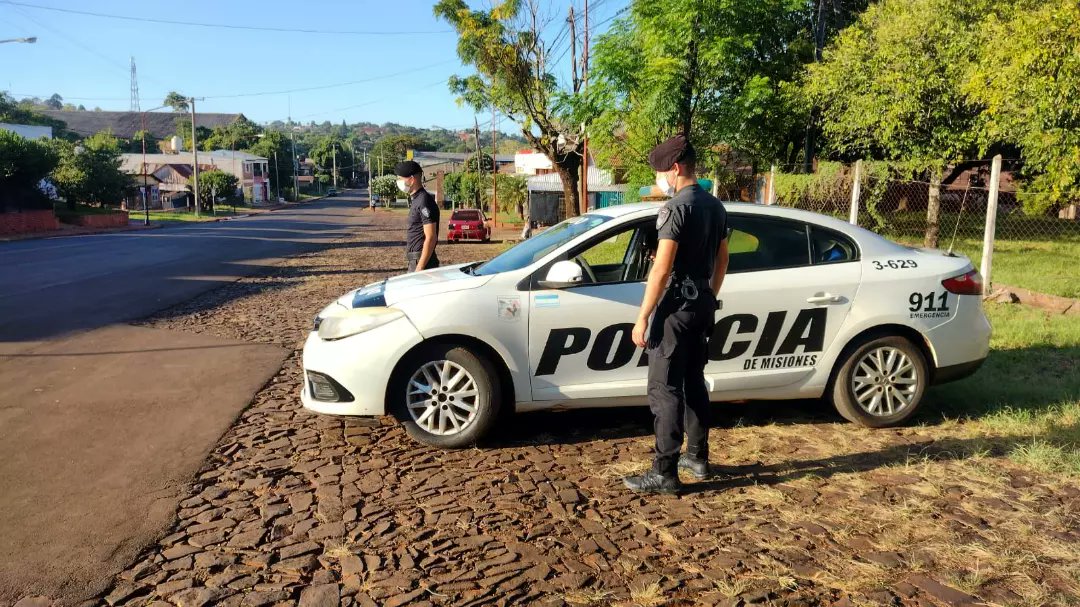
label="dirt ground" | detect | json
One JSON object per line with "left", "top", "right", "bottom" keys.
{"left": 82, "top": 210, "right": 1078, "bottom": 607}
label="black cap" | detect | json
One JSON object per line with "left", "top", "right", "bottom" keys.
{"left": 394, "top": 160, "right": 423, "bottom": 177}
{"left": 647, "top": 134, "right": 694, "bottom": 171}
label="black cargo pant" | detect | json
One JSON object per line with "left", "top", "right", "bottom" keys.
{"left": 646, "top": 287, "right": 716, "bottom": 477}
{"left": 406, "top": 250, "right": 439, "bottom": 273}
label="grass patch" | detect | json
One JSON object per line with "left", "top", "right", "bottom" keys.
{"left": 143, "top": 208, "right": 243, "bottom": 223}
{"left": 929, "top": 302, "right": 1080, "bottom": 475}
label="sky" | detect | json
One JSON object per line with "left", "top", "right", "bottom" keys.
{"left": 0, "top": 0, "right": 627, "bottom": 132}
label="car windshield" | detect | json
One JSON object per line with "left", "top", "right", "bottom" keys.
{"left": 452, "top": 210, "right": 481, "bottom": 221}
{"left": 471, "top": 214, "right": 612, "bottom": 276}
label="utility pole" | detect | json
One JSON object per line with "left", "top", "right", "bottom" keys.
{"left": 191, "top": 97, "right": 200, "bottom": 218}
{"left": 332, "top": 143, "right": 338, "bottom": 188}
{"left": 473, "top": 116, "right": 483, "bottom": 209}
{"left": 580, "top": 0, "right": 589, "bottom": 216}
{"left": 273, "top": 149, "right": 280, "bottom": 202}
{"left": 491, "top": 104, "right": 498, "bottom": 227}
{"left": 569, "top": 7, "right": 578, "bottom": 92}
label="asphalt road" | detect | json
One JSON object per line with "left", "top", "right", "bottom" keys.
{"left": 0, "top": 192, "right": 375, "bottom": 343}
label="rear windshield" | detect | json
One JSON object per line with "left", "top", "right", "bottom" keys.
{"left": 451, "top": 210, "right": 481, "bottom": 221}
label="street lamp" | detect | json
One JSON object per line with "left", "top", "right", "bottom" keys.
{"left": 0, "top": 37, "right": 37, "bottom": 44}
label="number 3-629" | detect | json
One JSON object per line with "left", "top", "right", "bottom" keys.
{"left": 872, "top": 259, "right": 918, "bottom": 270}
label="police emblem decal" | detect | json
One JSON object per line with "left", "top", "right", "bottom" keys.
{"left": 421, "top": 206, "right": 430, "bottom": 219}
{"left": 656, "top": 208, "right": 670, "bottom": 230}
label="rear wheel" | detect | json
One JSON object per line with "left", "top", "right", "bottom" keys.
{"left": 391, "top": 344, "right": 501, "bottom": 448}
{"left": 830, "top": 335, "right": 928, "bottom": 427}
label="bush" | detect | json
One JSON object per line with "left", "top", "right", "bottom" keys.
{"left": 371, "top": 175, "right": 399, "bottom": 201}
{"left": 0, "top": 129, "right": 58, "bottom": 212}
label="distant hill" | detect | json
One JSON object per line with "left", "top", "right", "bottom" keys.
{"left": 38, "top": 110, "right": 243, "bottom": 140}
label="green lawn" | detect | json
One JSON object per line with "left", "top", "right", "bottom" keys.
{"left": 929, "top": 303, "right": 1080, "bottom": 475}
{"left": 143, "top": 208, "right": 244, "bottom": 223}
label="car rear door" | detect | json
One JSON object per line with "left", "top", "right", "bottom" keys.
{"left": 705, "top": 214, "right": 862, "bottom": 394}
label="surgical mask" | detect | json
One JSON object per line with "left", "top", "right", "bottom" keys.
{"left": 656, "top": 173, "right": 675, "bottom": 197}
{"left": 396, "top": 178, "right": 409, "bottom": 193}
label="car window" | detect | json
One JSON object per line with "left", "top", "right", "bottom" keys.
{"left": 452, "top": 210, "right": 481, "bottom": 221}
{"left": 727, "top": 215, "right": 811, "bottom": 273}
{"left": 578, "top": 230, "right": 634, "bottom": 268}
{"left": 810, "top": 227, "right": 858, "bottom": 264}
{"left": 473, "top": 214, "right": 612, "bottom": 276}
{"left": 565, "top": 220, "right": 656, "bottom": 285}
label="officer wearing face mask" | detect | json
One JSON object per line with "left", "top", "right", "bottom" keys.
{"left": 624, "top": 134, "right": 729, "bottom": 495}
{"left": 395, "top": 161, "right": 440, "bottom": 272}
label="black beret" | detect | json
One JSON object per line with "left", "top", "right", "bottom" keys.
{"left": 394, "top": 161, "right": 422, "bottom": 177}
{"left": 647, "top": 134, "right": 693, "bottom": 171}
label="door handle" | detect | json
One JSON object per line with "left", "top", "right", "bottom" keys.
{"left": 806, "top": 293, "right": 843, "bottom": 305}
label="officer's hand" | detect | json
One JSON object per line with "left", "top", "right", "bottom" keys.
{"left": 632, "top": 319, "right": 648, "bottom": 348}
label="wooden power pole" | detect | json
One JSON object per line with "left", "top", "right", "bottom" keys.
{"left": 473, "top": 116, "right": 483, "bottom": 208}
{"left": 491, "top": 105, "right": 498, "bottom": 228}
{"left": 580, "top": 0, "right": 590, "bottom": 216}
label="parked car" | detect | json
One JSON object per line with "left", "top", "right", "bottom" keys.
{"left": 446, "top": 208, "right": 490, "bottom": 243}
{"left": 301, "top": 202, "right": 990, "bottom": 448}
{"left": 326, "top": 187, "right": 337, "bottom": 197}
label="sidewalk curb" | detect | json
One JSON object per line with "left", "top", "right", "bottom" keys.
{"left": 985, "top": 284, "right": 1080, "bottom": 315}
{"left": 0, "top": 223, "right": 164, "bottom": 243}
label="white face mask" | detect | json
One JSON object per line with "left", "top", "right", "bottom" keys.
{"left": 656, "top": 173, "right": 675, "bottom": 197}
{"left": 396, "top": 178, "right": 409, "bottom": 193}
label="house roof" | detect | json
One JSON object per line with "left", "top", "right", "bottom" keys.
{"left": 412, "top": 151, "right": 515, "bottom": 165}
{"left": 38, "top": 110, "right": 244, "bottom": 140}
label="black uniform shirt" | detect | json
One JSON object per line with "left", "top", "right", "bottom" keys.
{"left": 406, "top": 188, "right": 440, "bottom": 253}
{"left": 656, "top": 185, "right": 728, "bottom": 280}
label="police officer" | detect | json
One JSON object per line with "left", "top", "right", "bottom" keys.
{"left": 624, "top": 134, "right": 729, "bottom": 495}
{"left": 396, "top": 161, "right": 440, "bottom": 272}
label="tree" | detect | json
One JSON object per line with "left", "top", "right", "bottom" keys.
{"left": 202, "top": 116, "right": 262, "bottom": 151}
{"left": 590, "top": 0, "right": 822, "bottom": 199}
{"left": 369, "top": 135, "right": 432, "bottom": 175}
{"left": 50, "top": 132, "right": 128, "bottom": 209}
{"left": 494, "top": 173, "right": 527, "bottom": 217}
{"left": 804, "top": 0, "right": 996, "bottom": 247}
{"left": 0, "top": 129, "right": 58, "bottom": 211}
{"left": 371, "top": 174, "right": 400, "bottom": 202}
{"left": 163, "top": 92, "right": 190, "bottom": 113}
{"left": 44, "top": 93, "right": 63, "bottom": 110}
{"left": 967, "top": 0, "right": 1080, "bottom": 214}
{"left": 465, "top": 152, "right": 494, "bottom": 173}
{"left": 308, "top": 136, "right": 355, "bottom": 186}
{"left": 0, "top": 92, "right": 70, "bottom": 137}
{"left": 123, "top": 130, "right": 159, "bottom": 154}
{"left": 188, "top": 170, "right": 239, "bottom": 208}
{"left": 435, "top": 0, "right": 588, "bottom": 218}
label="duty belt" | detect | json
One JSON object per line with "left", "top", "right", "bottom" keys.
{"left": 670, "top": 276, "right": 711, "bottom": 301}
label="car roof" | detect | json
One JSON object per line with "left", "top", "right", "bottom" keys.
{"left": 591, "top": 201, "right": 875, "bottom": 237}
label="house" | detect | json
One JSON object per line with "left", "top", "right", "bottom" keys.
{"left": 410, "top": 151, "right": 516, "bottom": 205}
{"left": 527, "top": 166, "right": 627, "bottom": 225}
{"left": 38, "top": 110, "right": 244, "bottom": 140}
{"left": 120, "top": 150, "right": 272, "bottom": 205}
{"left": 0, "top": 123, "right": 53, "bottom": 140}
{"left": 514, "top": 149, "right": 555, "bottom": 176}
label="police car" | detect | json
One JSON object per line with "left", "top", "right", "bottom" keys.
{"left": 302, "top": 203, "right": 990, "bottom": 448}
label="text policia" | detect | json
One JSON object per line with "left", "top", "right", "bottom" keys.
{"left": 536, "top": 308, "right": 827, "bottom": 376}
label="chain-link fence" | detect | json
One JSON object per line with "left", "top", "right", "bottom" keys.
{"left": 766, "top": 160, "right": 1080, "bottom": 299}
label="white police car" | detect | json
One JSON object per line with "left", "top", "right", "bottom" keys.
{"left": 302, "top": 203, "right": 990, "bottom": 448}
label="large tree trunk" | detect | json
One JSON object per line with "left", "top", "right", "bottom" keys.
{"left": 924, "top": 169, "right": 942, "bottom": 248}
{"left": 554, "top": 160, "right": 581, "bottom": 219}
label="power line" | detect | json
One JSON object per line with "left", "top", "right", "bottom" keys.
{"left": 202, "top": 60, "right": 458, "bottom": 99}
{"left": 0, "top": 1, "right": 455, "bottom": 35}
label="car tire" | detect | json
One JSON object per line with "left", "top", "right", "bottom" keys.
{"left": 391, "top": 343, "right": 501, "bottom": 448}
{"left": 830, "top": 335, "right": 928, "bottom": 428}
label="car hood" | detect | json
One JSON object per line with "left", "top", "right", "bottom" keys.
{"left": 382, "top": 264, "right": 493, "bottom": 305}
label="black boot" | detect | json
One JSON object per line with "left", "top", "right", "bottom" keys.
{"left": 678, "top": 453, "right": 710, "bottom": 480}
{"left": 623, "top": 470, "right": 682, "bottom": 495}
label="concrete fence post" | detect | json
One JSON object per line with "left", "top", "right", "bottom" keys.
{"left": 849, "top": 160, "right": 863, "bottom": 226}
{"left": 767, "top": 164, "right": 777, "bottom": 205}
{"left": 980, "top": 154, "right": 1002, "bottom": 295}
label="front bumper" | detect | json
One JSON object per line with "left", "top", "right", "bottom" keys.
{"left": 300, "top": 315, "right": 424, "bottom": 416}
{"left": 447, "top": 228, "right": 488, "bottom": 241}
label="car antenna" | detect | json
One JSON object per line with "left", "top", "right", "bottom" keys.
{"left": 945, "top": 183, "right": 970, "bottom": 256}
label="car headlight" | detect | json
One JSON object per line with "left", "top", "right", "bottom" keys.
{"left": 317, "top": 308, "right": 404, "bottom": 341}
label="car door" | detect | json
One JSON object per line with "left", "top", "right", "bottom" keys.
{"left": 705, "top": 214, "right": 862, "bottom": 394}
{"left": 527, "top": 219, "right": 655, "bottom": 401}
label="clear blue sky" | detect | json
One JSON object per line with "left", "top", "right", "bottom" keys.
{"left": 0, "top": 0, "right": 626, "bottom": 131}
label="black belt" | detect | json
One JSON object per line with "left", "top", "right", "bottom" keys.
{"left": 670, "top": 277, "right": 712, "bottom": 300}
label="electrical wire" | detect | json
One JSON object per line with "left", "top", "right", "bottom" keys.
{"left": 202, "top": 60, "right": 459, "bottom": 99}
{"left": 0, "top": 1, "right": 455, "bottom": 36}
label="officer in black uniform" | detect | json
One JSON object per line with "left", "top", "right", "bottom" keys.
{"left": 396, "top": 161, "right": 440, "bottom": 272}
{"left": 624, "top": 134, "right": 729, "bottom": 495}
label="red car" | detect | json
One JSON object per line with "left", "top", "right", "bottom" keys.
{"left": 446, "top": 209, "right": 490, "bottom": 243}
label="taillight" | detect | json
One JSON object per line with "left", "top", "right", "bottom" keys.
{"left": 942, "top": 270, "right": 982, "bottom": 295}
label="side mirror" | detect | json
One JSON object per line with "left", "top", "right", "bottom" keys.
{"left": 538, "top": 260, "right": 584, "bottom": 289}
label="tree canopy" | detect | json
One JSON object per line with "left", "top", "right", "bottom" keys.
{"left": 50, "top": 132, "right": 128, "bottom": 209}
{"left": 163, "top": 92, "right": 190, "bottom": 113}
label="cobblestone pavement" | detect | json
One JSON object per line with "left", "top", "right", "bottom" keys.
{"left": 71, "top": 210, "right": 1078, "bottom": 607}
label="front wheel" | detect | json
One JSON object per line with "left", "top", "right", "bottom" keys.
{"left": 391, "top": 344, "right": 501, "bottom": 448}
{"left": 830, "top": 336, "right": 928, "bottom": 427}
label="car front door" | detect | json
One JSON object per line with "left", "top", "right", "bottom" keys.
{"left": 527, "top": 219, "right": 656, "bottom": 402}
{"left": 704, "top": 215, "right": 862, "bottom": 395}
